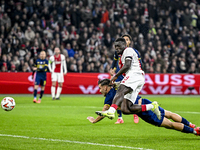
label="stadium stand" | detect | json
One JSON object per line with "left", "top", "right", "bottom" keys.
{"left": 0, "top": 0, "right": 200, "bottom": 73}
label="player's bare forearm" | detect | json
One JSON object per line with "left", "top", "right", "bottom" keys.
{"left": 92, "top": 115, "right": 105, "bottom": 123}
{"left": 112, "top": 59, "right": 131, "bottom": 78}
{"left": 87, "top": 105, "right": 109, "bottom": 123}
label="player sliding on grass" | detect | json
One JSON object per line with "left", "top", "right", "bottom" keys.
{"left": 87, "top": 79, "right": 124, "bottom": 124}
{"left": 95, "top": 79, "right": 200, "bottom": 136}
{"left": 96, "top": 37, "right": 161, "bottom": 120}
{"left": 110, "top": 34, "right": 139, "bottom": 123}
{"left": 32, "top": 51, "right": 48, "bottom": 103}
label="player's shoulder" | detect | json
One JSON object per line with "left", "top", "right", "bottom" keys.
{"left": 125, "top": 47, "right": 134, "bottom": 51}
{"left": 60, "top": 54, "right": 65, "bottom": 59}
{"left": 123, "top": 47, "right": 134, "bottom": 55}
{"left": 49, "top": 55, "right": 54, "bottom": 60}
{"left": 107, "top": 88, "right": 116, "bottom": 96}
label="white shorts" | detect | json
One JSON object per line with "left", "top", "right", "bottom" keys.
{"left": 51, "top": 73, "right": 64, "bottom": 83}
{"left": 120, "top": 73, "right": 145, "bottom": 104}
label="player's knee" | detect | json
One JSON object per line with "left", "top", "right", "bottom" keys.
{"left": 165, "top": 111, "right": 172, "bottom": 119}
{"left": 58, "top": 83, "right": 62, "bottom": 87}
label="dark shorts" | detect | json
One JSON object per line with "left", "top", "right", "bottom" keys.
{"left": 35, "top": 75, "right": 46, "bottom": 86}
{"left": 136, "top": 98, "right": 165, "bottom": 127}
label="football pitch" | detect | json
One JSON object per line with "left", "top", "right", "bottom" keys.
{"left": 0, "top": 95, "right": 200, "bottom": 150}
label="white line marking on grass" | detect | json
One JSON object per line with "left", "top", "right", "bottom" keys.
{"left": 0, "top": 134, "right": 153, "bottom": 150}
{"left": 175, "top": 111, "right": 200, "bottom": 114}
{"left": 16, "top": 105, "right": 103, "bottom": 109}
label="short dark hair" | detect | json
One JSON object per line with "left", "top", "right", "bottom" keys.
{"left": 121, "top": 34, "right": 132, "bottom": 42}
{"left": 98, "top": 79, "right": 111, "bottom": 86}
{"left": 115, "top": 37, "right": 126, "bottom": 43}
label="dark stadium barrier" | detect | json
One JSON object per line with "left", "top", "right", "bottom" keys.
{"left": 0, "top": 73, "right": 200, "bottom": 95}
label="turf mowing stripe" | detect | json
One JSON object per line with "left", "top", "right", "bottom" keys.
{"left": 0, "top": 134, "right": 153, "bottom": 150}
{"left": 175, "top": 111, "right": 200, "bottom": 114}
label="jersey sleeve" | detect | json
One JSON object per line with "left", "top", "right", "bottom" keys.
{"left": 45, "top": 60, "right": 48, "bottom": 72}
{"left": 114, "top": 51, "right": 119, "bottom": 60}
{"left": 123, "top": 48, "right": 135, "bottom": 60}
{"left": 111, "top": 51, "right": 119, "bottom": 69}
{"left": 48, "top": 56, "right": 53, "bottom": 72}
{"left": 61, "top": 54, "right": 67, "bottom": 74}
{"left": 104, "top": 95, "right": 113, "bottom": 106}
{"left": 104, "top": 88, "right": 116, "bottom": 106}
{"left": 34, "top": 59, "right": 37, "bottom": 67}
{"left": 49, "top": 56, "right": 54, "bottom": 63}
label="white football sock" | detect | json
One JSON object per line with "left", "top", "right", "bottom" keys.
{"left": 118, "top": 117, "right": 123, "bottom": 120}
{"left": 146, "top": 104, "right": 154, "bottom": 111}
{"left": 108, "top": 107, "right": 116, "bottom": 113}
{"left": 51, "top": 86, "right": 55, "bottom": 98}
{"left": 56, "top": 87, "right": 62, "bottom": 98}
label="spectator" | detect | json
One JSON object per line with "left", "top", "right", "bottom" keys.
{"left": 25, "top": 26, "right": 35, "bottom": 42}
{"left": 182, "top": 8, "right": 192, "bottom": 27}
{"left": 66, "top": 43, "right": 75, "bottom": 57}
{"left": 0, "top": 54, "right": 10, "bottom": 71}
{"left": 104, "top": 33, "right": 113, "bottom": 49}
{"left": 2, "top": 43, "right": 14, "bottom": 56}
{"left": 0, "top": 0, "right": 200, "bottom": 74}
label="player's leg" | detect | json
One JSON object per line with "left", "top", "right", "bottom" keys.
{"left": 51, "top": 73, "right": 57, "bottom": 100}
{"left": 165, "top": 110, "right": 196, "bottom": 128}
{"left": 51, "top": 81, "right": 56, "bottom": 100}
{"left": 55, "top": 73, "right": 64, "bottom": 100}
{"left": 33, "top": 85, "right": 39, "bottom": 103}
{"left": 96, "top": 84, "right": 132, "bottom": 119}
{"left": 115, "top": 108, "right": 124, "bottom": 124}
{"left": 33, "top": 76, "right": 40, "bottom": 103}
{"left": 160, "top": 117, "right": 199, "bottom": 135}
{"left": 55, "top": 82, "right": 62, "bottom": 100}
{"left": 37, "top": 80, "right": 46, "bottom": 103}
{"left": 121, "top": 99, "right": 141, "bottom": 114}
{"left": 122, "top": 89, "right": 161, "bottom": 119}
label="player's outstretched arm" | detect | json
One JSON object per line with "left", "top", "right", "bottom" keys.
{"left": 110, "top": 52, "right": 118, "bottom": 76}
{"left": 87, "top": 105, "right": 109, "bottom": 123}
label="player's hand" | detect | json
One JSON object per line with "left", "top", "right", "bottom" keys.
{"left": 109, "top": 68, "right": 115, "bottom": 76}
{"left": 87, "top": 116, "right": 95, "bottom": 123}
{"left": 110, "top": 76, "right": 118, "bottom": 85}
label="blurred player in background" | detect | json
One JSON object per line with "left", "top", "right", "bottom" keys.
{"left": 94, "top": 79, "right": 200, "bottom": 136}
{"left": 109, "top": 34, "right": 139, "bottom": 123}
{"left": 32, "top": 51, "right": 48, "bottom": 103}
{"left": 48, "top": 47, "right": 67, "bottom": 100}
{"left": 87, "top": 79, "right": 124, "bottom": 124}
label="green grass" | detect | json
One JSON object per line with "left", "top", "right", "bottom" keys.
{"left": 0, "top": 95, "right": 200, "bottom": 150}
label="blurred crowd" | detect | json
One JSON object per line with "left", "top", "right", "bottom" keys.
{"left": 0, "top": 0, "right": 200, "bottom": 73}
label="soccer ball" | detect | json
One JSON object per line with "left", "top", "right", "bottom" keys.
{"left": 1, "top": 97, "right": 15, "bottom": 111}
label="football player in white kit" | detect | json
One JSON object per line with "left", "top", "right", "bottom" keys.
{"left": 48, "top": 47, "right": 67, "bottom": 100}
{"left": 96, "top": 37, "right": 161, "bottom": 119}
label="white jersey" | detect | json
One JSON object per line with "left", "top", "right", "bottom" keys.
{"left": 120, "top": 47, "right": 144, "bottom": 75}
{"left": 48, "top": 54, "right": 67, "bottom": 74}
{"left": 120, "top": 47, "right": 145, "bottom": 104}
